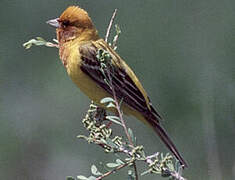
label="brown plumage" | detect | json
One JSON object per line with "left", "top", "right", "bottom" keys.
{"left": 47, "top": 6, "right": 188, "bottom": 167}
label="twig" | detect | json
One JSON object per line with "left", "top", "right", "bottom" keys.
{"left": 104, "top": 10, "right": 139, "bottom": 176}
{"left": 45, "top": 42, "right": 59, "bottom": 48}
{"left": 106, "top": 71, "right": 133, "bottom": 146}
{"left": 105, "top": 9, "right": 117, "bottom": 42}
{"left": 106, "top": 66, "right": 139, "bottom": 180}
{"left": 103, "top": 7, "right": 134, "bottom": 149}
{"left": 96, "top": 162, "right": 129, "bottom": 180}
{"left": 133, "top": 163, "right": 138, "bottom": 180}
{"left": 80, "top": 105, "right": 187, "bottom": 180}
{"left": 23, "top": 37, "right": 58, "bottom": 49}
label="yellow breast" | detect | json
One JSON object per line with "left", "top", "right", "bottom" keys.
{"left": 64, "top": 42, "right": 111, "bottom": 103}
{"left": 60, "top": 41, "right": 148, "bottom": 125}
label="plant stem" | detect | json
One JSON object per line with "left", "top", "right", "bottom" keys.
{"left": 105, "top": 9, "right": 117, "bottom": 42}
{"left": 96, "top": 162, "right": 129, "bottom": 180}
{"left": 106, "top": 69, "right": 138, "bottom": 180}
{"left": 104, "top": 8, "right": 139, "bottom": 179}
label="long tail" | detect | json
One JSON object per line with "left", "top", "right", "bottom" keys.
{"left": 152, "top": 122, "right": 188, "bottom": 168}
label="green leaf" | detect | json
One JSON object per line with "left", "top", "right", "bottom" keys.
{"left": 106, "top": 162, "right": 119, "bottom": 168}
{"left": 100, "top": 97, "right": 115, "bottom": 104}
{"left": 106, "top": 116, "right": 122, "bottom": 126}
{"left": 77, "top": 175, "right": 89, "bottom": 180}
{"left": 91, "top": 165, "right": 102, "bottom": 176}
{"left": 116, "top": 158, "right": 125, "bottom": 165}
{"left": 167, "top": 161, "right": 174, "bottom": 171}
{"left": 128, "top": 170, "right": 135, "bottom": 180}
{"left": 115, "top": 24, "right": 121, "bottom": 35}
{"left": 106, "top": 102, "right": 116, "bottom": 108}
{"left": 140, "top": 169, "right": 151, "bottom": 176}
{"left": 36, "top": 36, "right": 46, "bottom": 41}
{"left": 66, "top": 176, "right": 75, "bottom": 180}
{"left": 77, "top": 135, "right": 88, "bottom": 140}
{"left": 106, "top": 138, "right": 118, "bottom": 148}
{"left": 100, "top": 138, "right": 107, "bottom": 144}
{"left": 53, "top": 38, "right": 58, "bottom": 43}
{"left": 128, "top": 128, "right": 135, "bottom": 144}
{"left": 106, "top": 116, "right": 120, "bottom": 120}
{"left": 23, "top": 37, "right": 47, "bottom": 49}
{"left": 87, "top": 176, "right": 96, "bottom": 180}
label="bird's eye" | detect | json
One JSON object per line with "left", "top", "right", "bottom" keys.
{"left": 62, "top": 20, "right": 70, "bottom": 27}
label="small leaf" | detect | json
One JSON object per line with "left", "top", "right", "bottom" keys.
{"left": 23, "top": 38, "right": 46, "bottom": 49}
{"left": 91, "top": 165, "right": 102, "bottom": 176}
{"left": 23, "top": 41, "right": 32, "bottom": 49}
{"left": 119, "top": 98, "right": 124, "bottom": 108}
{"left": 106, "top": 162, "right": 119, "bottom": 168}
{"left": 128, "top": 128, "right": 135, "bottom": 144}
{"left": 104, "top": 79, "right": 111, "bottom": 88}
{"left": 91, "top": 165, "right": 97, "bottom": 174}
{"left": 140, "top": 169, "right": 151, "bottom": 176}
{"left": 66, "top": 176, "right": 75, "bottom": 180}
{"left": 87, "top": 176, "right": 96, "bottom": 180}
{"left": 100, "top": 97, "right": 115, "bottom": 104}
{"left": 107, "top": 116, "right": 120, "bottom": 120}
{"left": 36, "top": 36, "right": 46, "bottom": 41}
{"left": 106, "top": 116, "right": 122, "bottom": 126}
{"left": 53, "top": 38, "right": 58, "bottom": 43}
{"left": 100, "top": 138, "right": 107, "bottom": 144}
{"left": 128, "top": 170, "right": 135, "bottom": 180}
{"left": 116, "top": 158, "right": 124, "bottom": 165}
{"left": 77, "top": 135, "right": 88, "bottom": 140}
{"left": 167, "top": 162, "right": 174, "bottom": 171}
{"left": 77, "top": 175, "right": 89, "bottom": 180}
{"left": 106, "top": 138, "right": 118, "bottom": 148}
{"left": 106, "top": 102, "right": 116, "bottom": 108}
{"left": 115, "top": 24, "right": 121, "bottom": 35}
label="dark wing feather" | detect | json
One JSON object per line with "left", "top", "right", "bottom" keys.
{"left": 79, "top": 42, "right": 160, "bottom": 121}
{"left": 79, "top": 42, "right": 188, "bottom": 167}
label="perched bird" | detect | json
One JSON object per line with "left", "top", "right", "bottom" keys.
{"left": 47, "top": 6, "right": 187, "bottom": 167}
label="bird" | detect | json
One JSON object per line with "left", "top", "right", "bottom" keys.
{"left": 47, "top": 6, "right": 187, "bottom": 167}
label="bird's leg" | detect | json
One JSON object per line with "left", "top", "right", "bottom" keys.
{"left": 94, "top": 106, "right": 107, "bottom": 126}
{"left": 106, "top": 121, "right": 113, "bottom": 128}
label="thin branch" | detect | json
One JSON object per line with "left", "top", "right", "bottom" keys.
{"left": 106, "top": 64, "right": 139, "bottom": 180}
{"left": 105, "top": 11, "right": 137, "bottom": 176}
{"left": 96, "top": 162, "right": 129, "bottom": 180}
{"left": 23, "top": 37, "right": 58, "bottom": 49}
{"left": 133, "top": 163, "right": 138, "bottom": 180}
{"left": 105, "top": 9, "right": 117, "bottom": 42}
{"left": 45, "top": 42, "right": 59, "bottom": 48}
{"left": 106, "top": 71, "right": 134, "bottom": 146}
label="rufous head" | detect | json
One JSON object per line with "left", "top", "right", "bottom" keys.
{"left": 47, "top": 6, "right": 98, "bottom": 43}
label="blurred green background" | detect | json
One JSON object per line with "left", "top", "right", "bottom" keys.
{"left": 1, "top": 0, "right": 235, "bottom": 179}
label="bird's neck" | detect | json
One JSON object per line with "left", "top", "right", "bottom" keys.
{"left": 76, "top": 28, "right": 99, "bottom": 42}
{"left": 58, "top": 28, "right": 99, "bottom": 67}
{"left": 57, "top": 28, "right": 99, "bottom": 45}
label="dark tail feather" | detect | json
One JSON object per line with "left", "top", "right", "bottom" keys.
{"left": 153, "top": 122, "right": 188, "bottom": 168}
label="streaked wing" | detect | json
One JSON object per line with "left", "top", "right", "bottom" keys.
{"left": 79, "top": 40, "right": 161, "bottom": 121}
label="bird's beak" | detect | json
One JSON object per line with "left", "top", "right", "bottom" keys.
{"left": 46, "top": 18, "right": 60, "bottom": 28}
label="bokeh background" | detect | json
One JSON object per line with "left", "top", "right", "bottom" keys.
{"left": 1, "top": 0, "right": 235, "bottom": 179}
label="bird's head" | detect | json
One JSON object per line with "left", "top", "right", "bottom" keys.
{"left": 47, "top": 6, "right": 98, "bottom": 43}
